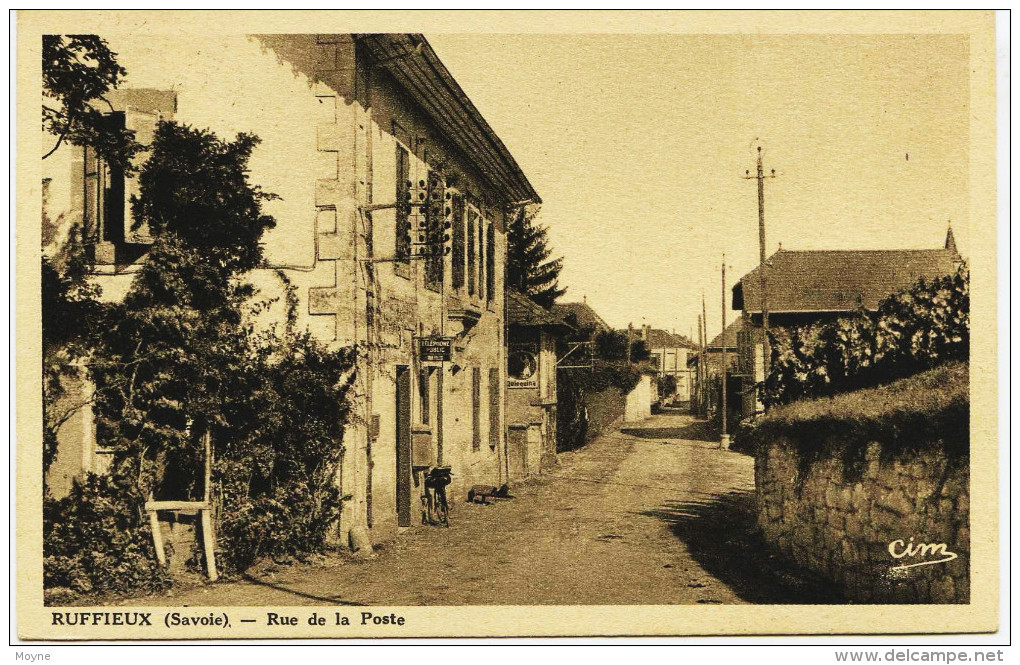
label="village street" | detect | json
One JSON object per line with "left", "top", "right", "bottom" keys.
{"left": 127, "top": 411, "right": 840, "bottom": 607}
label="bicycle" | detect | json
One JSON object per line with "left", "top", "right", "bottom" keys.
{"left": 422, "top": 466, "right": 453, "bottom": 527}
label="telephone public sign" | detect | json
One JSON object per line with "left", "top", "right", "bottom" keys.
{"left": 418, "top": 337, "right": 453, "bottom": 362}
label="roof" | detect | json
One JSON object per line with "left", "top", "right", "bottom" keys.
{"left": 707, "top": 317, "right": 743, "bottom": 351}
{"left": 550, "top": 302, "right": 611, "bottom": 333}
{"left": 732, "top": 247, "right": 962, "bottom": 314}
{"left": 358, "top": 34, "right": 540, "bottom": 206}
{"left": 643, "top": 328, "right": 697, "bottom": 350}
{"left": 507, "top": 290, "right": 573, "bottom": 332}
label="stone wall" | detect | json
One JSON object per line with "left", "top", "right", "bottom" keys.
{"left": 755, "top": 437, "right": 969, "bottom": 603}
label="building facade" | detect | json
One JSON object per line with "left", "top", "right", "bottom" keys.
{"left": 636, "top": 326, "right": 696, "bottom": 403}
{"left": 42, "top": 34, "right": 539, "bottom": 547}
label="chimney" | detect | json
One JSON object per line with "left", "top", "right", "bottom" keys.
{"left": 643, "top": 324, "right": 651, "bottom": 340}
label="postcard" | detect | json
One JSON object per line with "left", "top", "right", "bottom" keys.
{"left": 15, "top": 10, "right": 999, "bottom": 640}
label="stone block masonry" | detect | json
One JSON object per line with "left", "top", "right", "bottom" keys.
{"left": 755, "top": 436, "right": 969, "bottom": 603}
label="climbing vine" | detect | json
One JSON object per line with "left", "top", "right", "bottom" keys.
{"left": 44, "top": 120, "right": 358, "bottom": 594}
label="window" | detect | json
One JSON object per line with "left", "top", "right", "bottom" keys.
{"left": 451, "top": 194, "right": 466, "bottom": 290}
{"left": 395, "top": 145, "right": 411, "bottom": 263}
{"left": 84, "top": 112, "right": 127, "bottom": 245}
{"left": 80, "top": 90, "right": 174, "bottom": 262}
{"left": 471, "top": 367, "right": 481, "bottom": 451}
{"left": 486, "top": 221, "right": 496, "bottom": 306}
{"left": 467, "top": 208, "right": 478, "bottom": 297}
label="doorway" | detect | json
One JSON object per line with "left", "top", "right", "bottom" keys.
{"left": 396, "top": 366, "right": 412, "bottom": 527}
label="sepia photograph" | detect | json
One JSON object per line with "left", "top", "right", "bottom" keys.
{"left": 14, "top": 10, "right": 1000, "bottom": 641}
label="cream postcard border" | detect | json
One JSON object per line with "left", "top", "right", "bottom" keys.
{"left": 14, "top": 10, "right": 999, "bottom": 639}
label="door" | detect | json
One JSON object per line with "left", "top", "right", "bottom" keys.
{"left": 508, "top": 428, "right": 527, "bottom": 481}
{"left": 396, "top": 366, "right": 412, "bottom": 527}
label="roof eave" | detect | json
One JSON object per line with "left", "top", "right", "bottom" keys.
{"left": 359, "top": 34, "right": 540, "bottom": 206}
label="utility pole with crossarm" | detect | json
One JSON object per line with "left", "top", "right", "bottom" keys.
{"left": 744, "top": 144, "right": 777, "bottom": 405}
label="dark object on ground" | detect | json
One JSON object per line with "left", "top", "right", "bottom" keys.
{"left": 467, "top": 483, "right": 513, "bottom": 504}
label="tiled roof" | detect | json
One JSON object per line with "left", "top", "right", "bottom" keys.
{"left": 550, "top": 302, "right": 611, "bottom": 333}
{"left": 507, "top": 290, "right": 572, "bottom": 331}
{"left": 615, "top": 328, "right": 697, "bottom": 350}
{"left": 707, "top": 317, "right": 743, "bottom": 350}
{"left": 644, "top": 328, "right": 697, "bottom": 350}
{"left": 733, "top": 248, "right": 962, "bottom": 313}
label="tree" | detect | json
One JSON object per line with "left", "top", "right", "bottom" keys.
{"left": 129, "top": 122, "right": 277, "bottom": 278}
{"left": 506, "top": 205, "right": 565, "bottom": 309}
{"left": 88, "top": 121, "right": 355, "bottom": 575}
{"left": 42, "top": 34, "right": 139, "bottom": 169}
{"left": 41, "top": 35, "right": 131, "bottom": 480}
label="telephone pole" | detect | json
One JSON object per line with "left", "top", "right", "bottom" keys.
{"left": 701, "top": 292, "right": 708, "bottom": 418}
{"left": 744, "top": 144, "right": 777, "bottom": 402}
{"left": 720, "top": 254, "right": 730, "bottom": 449}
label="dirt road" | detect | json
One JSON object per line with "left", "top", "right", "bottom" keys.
{"left": 129, "top": 411, "right": 841, "bottom": 606}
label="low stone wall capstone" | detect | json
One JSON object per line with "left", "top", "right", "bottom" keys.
{"left": 755, "top": 437, "right": 969, "bottom": 603}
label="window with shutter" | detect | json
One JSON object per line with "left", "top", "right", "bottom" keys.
{"left": 467, "top": 207, "right": 477, "bottom": 297}
{"left": 82, "top": 90, "right": 175, "bottom": 264}
{"left": 486, "top": 221, "right": 495, "bottom": 307}
{"left": 451, "top": 194, "right": 465, "bottom": 291}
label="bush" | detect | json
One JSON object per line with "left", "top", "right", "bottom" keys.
{"left": 657, "top": 375, "right": 677, "bottom": 399}
{"left": 44, "top": 474, "right": 172, "bottom": 596}
{"left": 763, "top": 264, "right": 968, "bottom": 407}
{"left": 735, "top": 361, "right": 968, "bottom": 468}
{"left": 43, "top": 121, "right": 358, "bottom": 594}
{"left": 214, "top": 333, "right": 356, "bottom": 573}
{"left": 557, "top": 360, "right": 641, "bottom": 451}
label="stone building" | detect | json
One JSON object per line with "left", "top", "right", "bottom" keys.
{"left": 41, "top": 34, "right": 539, "bottom": 547}
{"left": 731, "top": 228, "right": 964, "bottom": 418}
{"left": 505, "top": 290, "right": 572, "bottom": 481}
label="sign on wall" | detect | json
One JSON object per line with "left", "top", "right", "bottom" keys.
{"left": 418, "top": 336, "right": 453, "bottom": 362}
{"left": 507, "top": 343, "right": 539, "bottom": 389}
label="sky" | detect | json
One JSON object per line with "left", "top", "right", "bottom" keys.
{"left": 426, "top": 33, "right": 971, "bottom": 341}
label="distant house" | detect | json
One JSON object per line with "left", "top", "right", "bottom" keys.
{"left": 636, "top": 326, "right": 697, "bottom": 402}
{"left": 687, "top": 317, "right": 742, "bottom": 418}
{"left": 732, "top": 228, "right": 964, "bottom": 417}
{"left": 505, "top": 290, "right": 573, "bottom": 481}
{"left": 551, "top": 298, "right": 611, "bottom": 338}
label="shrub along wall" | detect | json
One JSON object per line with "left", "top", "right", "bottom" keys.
{"left": 557, "top": 361, "right": 639, "bottom": 452}
{"left": 764, "top": 264, "right": 968, "bottom": 408}
{"left": 746, "top": 362, "right": 969, "bottom": 603}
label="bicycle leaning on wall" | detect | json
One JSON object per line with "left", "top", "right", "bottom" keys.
{"left": 421, "top": 466, "right": 453, "bottom": 527}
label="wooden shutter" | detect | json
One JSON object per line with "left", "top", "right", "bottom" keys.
{"left": 451, "top": 194, "right": 465, "bottom": 290}
{"left": 124, "top": 106, "right": 160, "bottom": 243}
{"left": 471, "top": 367, "right": 481, "bottom": 451}
{"left": 488, "top": 367, "right": 500, "bottom": 451}
{"left": 395, "top": 145, "right": 411, "bottom": 262}
{"left": 467, "top": 209, "right": 477, "bottom": 296}
{"left": 486, "top": 221, "right": 496, "bottom": 306}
